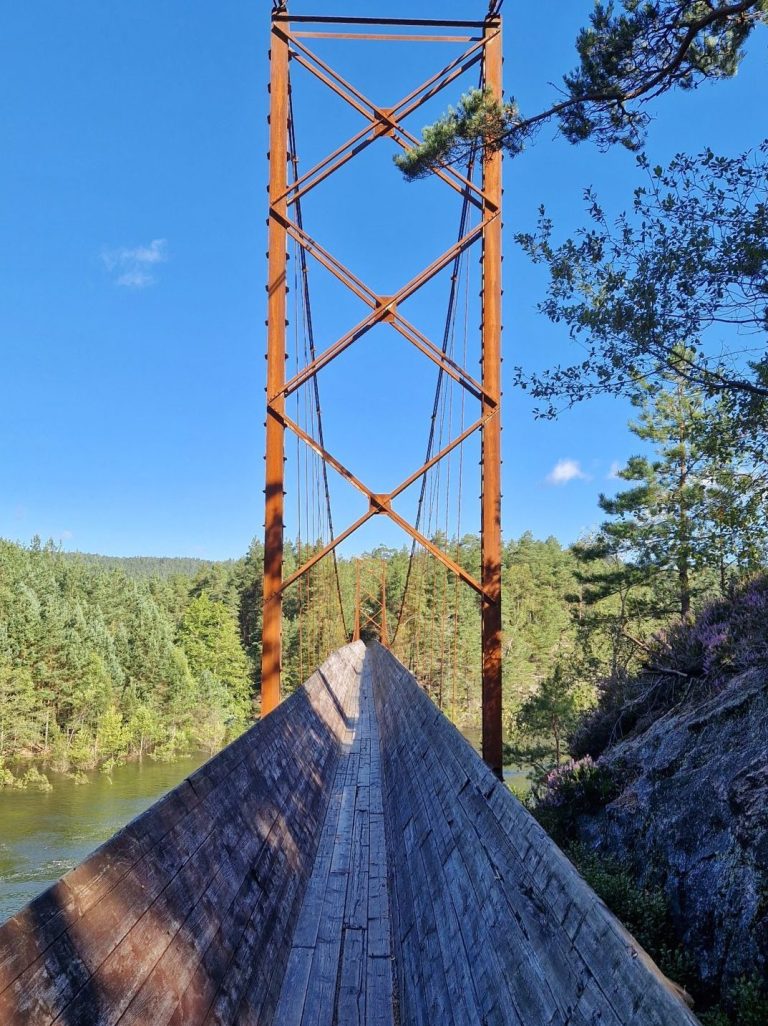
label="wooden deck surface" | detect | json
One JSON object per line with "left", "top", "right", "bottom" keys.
{"left": 273, "top": 655, "right": 394, "bottom": 1026}
{"left": 0, "top": 641, "right": 701, "bottom": 1026}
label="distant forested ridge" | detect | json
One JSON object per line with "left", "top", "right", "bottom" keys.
{"left": 62, "top": 552, "right": 233, "bottom": 580}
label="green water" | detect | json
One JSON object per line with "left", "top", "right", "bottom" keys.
{"left": 0, "top": 752, "right": 209, "bottom": 924}
{"left": 0, "top": 729, "right": 530, "bottom": 927}
{"left": 460, "top": 726, "right": 532, "bottom": 794}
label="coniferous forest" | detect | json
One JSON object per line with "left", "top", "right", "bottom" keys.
{"left": 2, "top": 315, "right": 767, "bottom": 795}
{"left": 3, "top": 365, "right": 766, "bottom": 788}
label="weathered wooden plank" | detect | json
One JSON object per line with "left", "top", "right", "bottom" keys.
{"left": 269, "top": 946, "right": 313, "bottom": 1026}
{"left": 0, "top": 640, "right": 703, "bottom": 1026}
{"left": 0, "top": 642, "right": 367, "bottom": 1026}
{"left": 365, "top": 955, "right": 394, "bottom": 1026}
{"left": 0, "top": 929, "right": 92, "bottom": 1026}
{"left": 369, "top": 641, "right": 700, "bottom": 1026}
{"left": 335, "top": 927, "right": 366, "bottom": 1025}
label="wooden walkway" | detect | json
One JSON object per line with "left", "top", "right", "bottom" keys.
{"left": 0, "top": 642, "right": 701, "bottom": 1026}
{"left": 273, "top": 656, "right": 394, "bottom": 1026}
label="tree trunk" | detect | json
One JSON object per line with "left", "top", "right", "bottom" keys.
{"left": 553, "top": 716, "right": 561, "bottom": 765}
{"left": 677, "top": 392, "right": 692, "bottom": 620}
{"left": 679, "top": 558, "right": 691, "bottom": 619}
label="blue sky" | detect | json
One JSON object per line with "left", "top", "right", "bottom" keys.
{"left": 1, "top": 1, "right": 766, "bottom": 559}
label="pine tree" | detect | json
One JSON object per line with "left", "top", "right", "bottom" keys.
{"left": 514, "top": 662, "right": 594, "bottom": 768}
{"left": 596, "top": 351, "right": 736, "bottom": 619}
{"left": 179, "top": 592, "right": 252, "bottom": 724}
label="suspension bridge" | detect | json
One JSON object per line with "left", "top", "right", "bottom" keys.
{"left": 0, "top": 12, "right": 701, "bottom": 1025}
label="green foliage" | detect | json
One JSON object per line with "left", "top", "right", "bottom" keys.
{"left": 19, "top": 766, "right": 53, "bottom": 792}
{"left": 572, "top": 572, "right": 768, "bottom": 759}
{"left": 530, "top": 757, "right": 622, "bottom": 845}
{"left": 710, "top": 976, "right": 768, "bottom": 1026}
{"left": 0, "top": 539, "right": 254, "bottom": 780}
{"left": 62, "top": 552, "right": 222, "bottom": 580}
{"left": 397, "top": 4, "right": 766, "bottom": 178}
{"left": 573, "top": 837, "right": 768, "bottom": 1023}
{"left": 180, "top": 594, "right": 251, "bottom": 721}
{"left": 552, "top": 842, "right": 768, "bottom": 1023}
{"left": 512, "top": 663, "right": 595, "bottom": 768}
{"left": 559, "top": 1, "right": 764, "bottom": 149}
{"left": 567, "top": 843, "right": 697, "bottom": 989}
{"left": 589, "top": 348, "right": 768, "bottom": 619}
{"left": 394, "top": 89, "right": 520, "bottom": 180}
{"left": 515, "top": 144, "right": 768, "bottom": 419}
{"left": 570, "top": 845, "right": 668, "bottom": 950}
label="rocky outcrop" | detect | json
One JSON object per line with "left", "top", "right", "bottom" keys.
{"left": 578, "top": 668, "right": 768, "bottom": 995}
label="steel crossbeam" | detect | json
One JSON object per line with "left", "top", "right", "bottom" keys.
{"left": 261, "top": 11, "right": 504, "bottom": 776}
{"left": 279, "top": 29, "right": 492, "bottom": 208}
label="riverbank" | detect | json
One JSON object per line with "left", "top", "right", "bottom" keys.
{"left": 0, "top": 750, "right": 208, "bottom": 922}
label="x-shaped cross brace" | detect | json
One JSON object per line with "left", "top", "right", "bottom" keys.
{"left": 265, "top": 22, "right": 501, "bottom": 602}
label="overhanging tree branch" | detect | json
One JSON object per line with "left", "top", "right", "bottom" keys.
{"left": 396, "top": 0, "right": 766, "bottom": 179}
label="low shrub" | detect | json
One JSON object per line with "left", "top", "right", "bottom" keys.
{"left": 570, "top": 574, "right": 768, "bottom": 760}
{"left": 529, "top": 756, "right": 623, "bottom": 845}
{"left": 700, "top": 976, "right": 768, "bottom": 1026}
{"left": 565, "top": 844, "right": 767, "bottom": 1025}
{"left": 21, "top": 766, "right": 53, "bottom": 791}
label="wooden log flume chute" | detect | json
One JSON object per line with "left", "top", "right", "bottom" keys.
{"left": 0, "top": 642, "right": 700, "bottom": 1025}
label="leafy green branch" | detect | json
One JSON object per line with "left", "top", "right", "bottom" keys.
{"left": 396, "top": 1, "right": 767, "bottom": 179}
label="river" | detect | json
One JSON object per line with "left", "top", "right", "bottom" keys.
{"left": 0, "top": 738, "right": 531, "bottom": 925}
{"left": 0, "top": 752, "right": 208, "bottom": 923}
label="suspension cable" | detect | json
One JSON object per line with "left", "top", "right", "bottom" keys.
{"left": 392, "top": 150, "right": 477, "bottom": 645}
{"left": 288, "top": 80, "right": 349, "bottom": 642}
{"left": 452, "top": 249, "right": 471, "bottom": 720}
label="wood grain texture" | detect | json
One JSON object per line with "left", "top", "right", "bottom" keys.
{"left": 0, "top": 641, "right": 702, "bottom": 1026}
{"left": 0, "top": 643, "right": 366, "bottom": 1026}
{"left": 369, "top": 640, "right": 701, "bottom": 1026}
{"left": 272, "top": 653, "right": 396, "bottom": 1026}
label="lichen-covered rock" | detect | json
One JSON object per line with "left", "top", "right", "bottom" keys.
{"left": 577, "top": 668, "right": 768, "bottom": 997}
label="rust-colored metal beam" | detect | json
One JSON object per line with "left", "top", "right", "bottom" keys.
{"left": 389, "top": 415, "right": 492, "bottom": 499}
{"left": 279, "top": 31, "right": 489, "bottom": 209}
{"left": 260, "top": 21, "right": 290, "bottom": 717}
{"left": 276, "top": 407, "right": 492, "bottom": 598}
{"left": 275, "top": 14, "right": 489, "bottom": 28}
{"left": 275, "top": 222, "right": 485, "bottom": 401}
{"left": 260, "top": 11, "right": 504, "bottom": 780}
{"left": 385, "top": 505, "right": 485, "bottom": 597}
{"left": 292, "top": 32, "right": 481, "bottom": 43}
{"left": 275, "top": 212, "right": 492, "bottom": 402}
{"left": 480, "top": 15, "right": 504, "bottom": 778}
{"left": 277, "top": 510, "right": 376, "bottom": 597}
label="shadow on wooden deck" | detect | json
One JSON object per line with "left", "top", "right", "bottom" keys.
{"left": 0, "top": 641, "right": 700, "bottom": 1026}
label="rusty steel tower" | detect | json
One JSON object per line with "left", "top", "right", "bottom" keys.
{"left": 260, "top": 10, "right": 503, "bottom": 775}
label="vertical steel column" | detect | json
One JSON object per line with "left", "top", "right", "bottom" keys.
{"left": 480, "top": 14, "right": 503, "bottom": 777}
{"left": 260, "top": 19, "right": 289, "bottom": 716}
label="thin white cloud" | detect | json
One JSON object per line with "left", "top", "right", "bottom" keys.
{"left": 546, "top": 458, "right": 590, "bottom": 486}
{"left": 607, "top": 461, "right": 622, "bottom": 480}
{"left": 101, "top": 238, "right": 168, "bottom": 288}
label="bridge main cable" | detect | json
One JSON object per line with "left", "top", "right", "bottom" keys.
{"left": 288, "top": 83, "right": 349, "bottom": 643}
